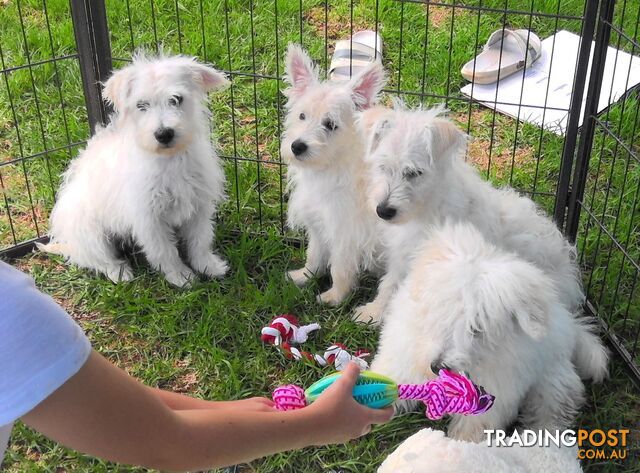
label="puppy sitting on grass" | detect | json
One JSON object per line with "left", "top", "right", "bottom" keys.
{"left": 40, "top": 55, "right": 229, "bottom": 287}
{"left": 281, "top": 44, "right": 386, "bottom": 305}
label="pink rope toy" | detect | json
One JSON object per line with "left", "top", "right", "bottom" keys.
{"left": 272, "top": 369, "right": 495, "bottom": 421}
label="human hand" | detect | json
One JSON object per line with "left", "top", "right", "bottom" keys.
{"left": 305, "top": 362, "right": 394, "bottom": 445}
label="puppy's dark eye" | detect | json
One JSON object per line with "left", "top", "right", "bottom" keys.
{"left": 403, "top": 168, "right": 423, "bottom": 179}
{"left": 322, "top": 118, "right": 337, "bottom": 131}
{"left": 299, "top": 113, "right": 306, "bottom": 120}
{"left": 136, "top": 101, "right": 149, "bottom": 112}
{"left": 169, "top": 95, "right": 183, "bottom": 107}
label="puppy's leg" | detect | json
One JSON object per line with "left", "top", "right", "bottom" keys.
{"left": 353, "top": 268, "right": 399, "bottom": 324}
{"left": 97, "top": 245, "right": 134, "bottom": 283}
{"left": 181, "top": 210, "right": 228, "bottom": 279}
{"left": 134, "top": 218, "right": 195, "bottom": 287}
{"left": 317, "top": 250, "right": 357, "bottom": 306}
{"left": 520, "top": 364, "right": 583, "bottom": 431}
{"left": 76, "top": 234, "right": 133, "bottom": 283}
{"left": 287, "top": 229, "right": 328, "bottom": 286}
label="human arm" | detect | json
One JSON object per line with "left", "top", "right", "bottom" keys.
{"left": 149, "top": 386, "right": 275, "bottom": 411}
{"left": 22, "top": 354, "right": 391, "bottom": 471}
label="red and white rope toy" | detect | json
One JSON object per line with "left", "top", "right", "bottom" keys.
{"left": 316, "top": 344, "right": 370, "bottom": 370}
{"left": 260, "top": 314, "right": 321, "bottom": 346}
{"left": 261, "top": 315, "right": 370, "bottom": 369}
{"left": 277, "top": 343, "right": 370, "bottom": 370}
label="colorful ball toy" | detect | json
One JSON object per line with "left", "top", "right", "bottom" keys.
{"left": 272, "top": 369, "right": 495, "bottom": 420}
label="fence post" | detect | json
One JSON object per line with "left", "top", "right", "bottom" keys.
{"left": 565, "top": 0, "right": 617, "bottom": 242}
{"left": 553, "top": 0, "right": 601, "bottom": 229}
{"left": 70, "top": 0, "right": 113, "bottom": 134}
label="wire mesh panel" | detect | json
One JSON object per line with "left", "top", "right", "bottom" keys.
{"left": 102, "top": 0, "right": 591, "bottom": 235}
{"left": 569, "top": 0, "right": 640, "bottom": 380}
{"left": 0, "top": 0, "right": 590, "bottom": 246}
{"left": 0, "top": 0, "right": 90, "bottom": 256}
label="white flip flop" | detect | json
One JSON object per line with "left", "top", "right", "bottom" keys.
{"left": 329, "top": 30, "right": 383, "bottom": 81}
{"left": 461, "top": 29, "right": 541, "bottom": 84}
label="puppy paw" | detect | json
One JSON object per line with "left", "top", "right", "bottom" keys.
{"left": 352, "top": 302, "right": 383, "bottom": 325}
{"left": 287, "top": 268, "right": 311, "bottom": 287}
{"left": 105, "top": 264, "right": 134, "bottom": 283}
{"left": 193, "top": 253, "right": 229, "bottom": 278}
{"left": 317, "top": 287, "right": 346, "bottom": 306}
{"left": 164, "top": 267, "right": 196, "bottom": 288}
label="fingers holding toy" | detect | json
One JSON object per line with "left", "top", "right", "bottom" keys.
{"left": 306, "top": 363, "right": 393, "bottom": 444}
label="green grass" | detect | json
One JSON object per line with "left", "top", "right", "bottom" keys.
{"left": 3, "top": 232, "right": 640, "bottom": 473}
{"left": 0, "top": 0, "right": 639, "bottom": 471}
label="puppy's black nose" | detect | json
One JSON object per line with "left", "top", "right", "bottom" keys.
{"left": 291, "top": 139, "right": 308, "bottom": 156}
{"left": 376, "top": 204, "right": 397, "bottom": 220}
{"left": 154, "top": 127, "right": 175, "bottom": 145}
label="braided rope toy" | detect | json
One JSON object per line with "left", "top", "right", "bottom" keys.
{"left": 261, "top": 315, "right": 369, "bottom": 370}
{"left": 273, "top": 370, "right": 495, "bottom": 420}
{"left": 260, "top": 314, "right": 321, "bottom": 346}
{"left": 278, "top": 342, "right": 370, "bottom": 370}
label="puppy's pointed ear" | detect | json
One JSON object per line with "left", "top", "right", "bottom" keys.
{"left": 427, "top": 118, "right": 466, "bottom": 164}
{"left": 102, "top": 67, "right": 135, "bottom": 112}
{"left": 284, "top": 44, "right": 318, "bottom": 99}
{"left": 349, "top": 62, "right": 386, "bottom": 110}
{"left": 190, "top": 62, "right": 229, "bottom": 92}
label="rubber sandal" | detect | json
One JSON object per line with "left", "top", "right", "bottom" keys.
{"left": 461, "top": 29, "right": 541, "bottom": 84}
{"left": 329, "top": 30, "right": 383, "bottom": 81}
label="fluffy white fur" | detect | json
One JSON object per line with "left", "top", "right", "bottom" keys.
{"left": 281, "top": 44, "right": 387, "bottom": 305}
{"left": 378, "top": 428, "right": 582, "bottom": 473}
{"left": 354, "top": 105, "right": 591, "bottom": 334}
{"left": 40, "top": 55, "right": 229, "bottom": 287}
{"left": 371, "top": 223, "right": 608, "bottom": 441}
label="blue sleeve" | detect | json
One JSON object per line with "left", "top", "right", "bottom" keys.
{"left": 0, "top": 261, "right": 91, "bottom": 425}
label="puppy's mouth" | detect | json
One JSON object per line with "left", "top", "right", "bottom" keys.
{"left": 430, "top": 359, "right": 452, "bottom": 374}
{"left": 156, "top": 137, "right": 189, "bottom": 155}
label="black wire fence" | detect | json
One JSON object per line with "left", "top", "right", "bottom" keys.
{"left": 0, "top": 0, "right": 638, "bottom": 384}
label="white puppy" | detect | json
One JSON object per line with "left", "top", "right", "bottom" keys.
{"left": 354, "top": 104, "right": 585, "bottom": 325}
{"left": 40, "top": 55, "right": 229, "bottom": 287}
{"left": 379, "top": 428, "right": 582, "bottom": 473}
{"left": 281, "top": 44, "right": 387, "bottom": 305}
{"left": 371, "top": 222, "right": 608, "bottom": 441}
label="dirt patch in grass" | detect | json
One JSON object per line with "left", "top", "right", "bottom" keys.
{"left": 304, "top": 6, "right": 373, "bottom": 48}
{"left": 467, "top": 138, "right": 536, "bottom": 178}
{"left": 13, "top": 255, "right": 155, "bottom": 372}
{"left": 426, "top": 4, "right": 468, "bottom": 28}
{"left": 451, "top": 108, "right": 495, "bottom": 131}
{"left": 0, "top": 118, "right": 15, "bottom": 162}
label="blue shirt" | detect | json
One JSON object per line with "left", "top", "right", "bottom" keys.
{"left": 0, "top": 260, "right": 91, "bottom": 462}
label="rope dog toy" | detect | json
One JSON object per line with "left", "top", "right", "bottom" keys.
{"left": 316, "top": 344, "right": 370, "bottom": 370}
{"left": 261, "top": 315, "right": 369, "bottom": 369}
{"left": 272, "top": 370, "right": 495, "bottom": 420}
{"left": 278, "top": 342, "right": 370, "bottom": 370}
{"left": 261, "top": 314, "right": 321, "bottom": 345}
